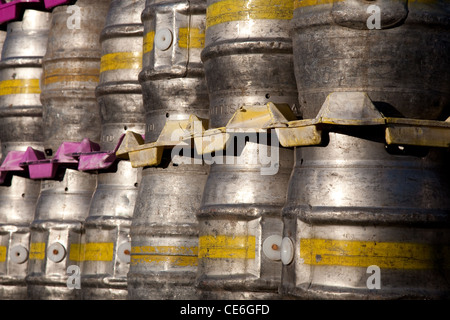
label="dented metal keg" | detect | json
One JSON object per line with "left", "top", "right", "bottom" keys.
{"left": 26, "top": 1, "right": 110, "bottom": 300}
{"left": 126, "top": 0, "right": 210, "bottom": 300}
{"left": 0, "top": 9, "right": 50, "bottom": 158}
{"left": 41, "top": 0, "right": 111, "bottom": 156}
{"left": 196, "top": 0, "right": 298, "bottom": 299}
{"left": 27, "top": 169, "right": 98, "bottom": 300}
{"left": 0, "top": 10, "right": 51, "bottom": 300}
{"left": 280, "top": 0, "right": 450, "bottom": 300}
{"left": 81, "top": 0, "right": 146, "bottom": 300}
{"left": 281, "top": 92, "right": 450, "bottom": 299}
{"left": 291, "top": 0, "right": 450, "bottom": 120}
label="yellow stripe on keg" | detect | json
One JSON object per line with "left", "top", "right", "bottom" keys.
{"left": 43, "top": 68, "right": 100, "bottom": 85}
{"left": 29, "top": 243, "right": 46, "bottom": 260}
{"left": 199, "top": 235, "right": 256, "bottom": 259}
{"left": 0, "top": 246, "right": 6, "bottom": 262}
{"left": 0, "top": 79, "right": 41, "bottom": 95}
{"left": 178, "top": 28, "right": 206, "bottom": 49}
{"left": 132, "top": 245, "right": 198, "bottom": 255}
{"left": 143, "top": 31, "right": 155, "bottom": 54}
{"left": 300, "top": 238, "right": 450, "bottom": 270}
{"left": 207, "top": 0, "right": 294, "bottom": 28}
{"left": 131, "top": 246, "right": 198, "bottom": 267}
{"left": 294, "top": 0, "right": 340, "bottom": 8}
{"left": 100, "top": 51, "right": 143, "bottom": 73}
{"left": 69, "top": 243, "right": 114, "bottom": 262}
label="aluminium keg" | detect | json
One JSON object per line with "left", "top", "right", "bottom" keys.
{"left": 196, "top": 0, "right": 298, "bottom": 299}
{"left": 281, "top": 122, "right": 450, "bottom": 299}
{"left": 291, "top": 0, "right": 450, "bottom": 120}
{"left": 81, "top": 0, "right": 146, "bottom": 300}
{"left": 127, "top": 0, "right": 210, "bottom": 300}
{"left": 280, "top": 0, "right": 450, "bottom": 299}
{"left": 0, "top": 10, "right": 51, "bottom": 300}
{"left": 41, "top": 0, "right": 111, "bottom": 156}
{"left": 26, "top": 0, "right": 111, "bottom": 300}
{"left": 27, "top": 169, "right": 98, "bottom": 300}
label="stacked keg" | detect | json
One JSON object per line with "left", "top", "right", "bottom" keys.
{"left": 0, "top": 10, "right": 51, "bottom": 299}
{"left": 127, "top": 0, "right": 210, "bottom": 300}
{"left": 196, "top": 0, "right": 298, "bottom": 299}
{"left": 281, "top": 0, "right": 450, "bottom": 299}
{"left": 26, "top": 0, "right": 111, "bottom": 300}
{"left": 80, "top": 0, "right": 146, "bottom": 300}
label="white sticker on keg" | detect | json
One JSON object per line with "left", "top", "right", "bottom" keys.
{"left": 10, "top": 245, "right": 29, "bottom": 264}
{"left": 118, "top": 242, "right": 131, "bottom": 263}
{"left": 47, "top": 242, "right": 66, "bottom": 263}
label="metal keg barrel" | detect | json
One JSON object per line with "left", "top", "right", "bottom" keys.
{"left": 127, "top": 0, "right": 210, "bottom": 300}
{"left": 26, "top": 0, "right": 111, "bottom": 300}
{"left": 291, "top": 0, "right": 450, "bottom": 120}
{"left": 196, "top": 0, "right": 298, "bottom": 299}
{"left": 41, "top": 0, "right": 111, "bottom": 156}
{"left": 0, "top": 10, "right": 51, "bottom": 300}
{"left": 81, "top": 0, "right": 146, "bottom": 300}
{"left": 26, "top": 169, "right": 98, "bottom": 300}
{"left": 280, "top": 0, "right": 450, "bottom": 299}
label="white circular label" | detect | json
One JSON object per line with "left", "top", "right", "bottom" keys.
{"left": 262, "top": 235, "right": 282, "bottom": 261}
{"left": 47, "top": 242, "right": 66, "bottom": 263}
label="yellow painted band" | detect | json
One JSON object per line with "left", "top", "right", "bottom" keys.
{"left": 69, "top": 243, "right": 114, "bottom": 262}
{"left": 0, "top": 79, "right": 41, "bottom": 95}
{"left": 44, "top": 75, "right": 99, "bottom": 85}
{"left": 199, "top": 235, "right": 256, "bottom": 259}
{"left": 29, "top": 243, "right": 46, "bottom": 260}
{"left": 44, "top": 67, "right": 100, "bottom": 85}
{"left": 131, "top": 246, "right": 198, "bottom": 267}
{"left": 294, "top": 0, "right": 340, "bottom": 8}
{"left": 178, "top": 28, "right": 206, "bottom": 49}
{"left": 100, "top": 51, "right": 143, "bottom": 73}
{"left": 207, "top": 0, "right": 294, "bottom": 28}
{"left": 131, "top": 255, "right": 198, "bottom": 267}
{"left": 132, "top": 245, "right": 198, "bottom": 256}
{"left": 0, "top": 246, "right": 6, "bottom": 262}
{"left": 300, "top": 238, "right": 450, "bottom": 270}
{"left": 143, "top": 31, "right": 155, "bottom": 54}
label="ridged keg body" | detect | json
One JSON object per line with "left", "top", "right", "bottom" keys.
{"left": 284, "top": 0, "right": 450, "bottom": 298}
{"left": 282, "top": 128, "right": 450, "bottom": 299}
{"left": 291, "top": 0, "right": 450, "bottom": 120}
{"left": 81, "top": 0, "right": 146, "bottom": 300}
{"left": 127, "top": 0, "right": 210, "bottom": 300}
{"left": 197, "top": 0, "right": 298, "bottom": 299}
{"left": 26, "top": 1, "right": 110, "bottom": 300}
{"left": 0, "top": 10, "right": 51, "bottom": 300}
{"left": 41, "top": 0, "right": 111, "bottom": 155}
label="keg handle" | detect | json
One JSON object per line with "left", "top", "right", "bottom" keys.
{"left": 331, "top": 0, "right": 408, "bottom": 30}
